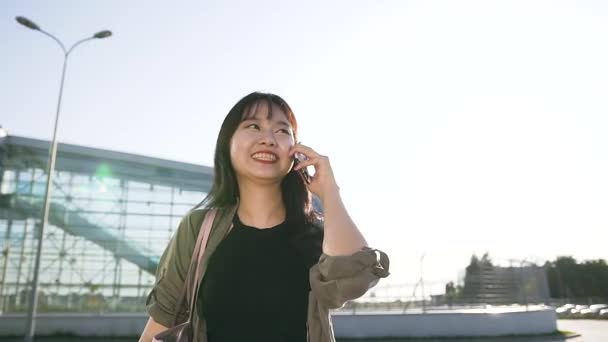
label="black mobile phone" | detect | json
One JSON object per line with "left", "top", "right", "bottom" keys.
{"left": 294, "top": 152, "right": 312, "bottom": 184}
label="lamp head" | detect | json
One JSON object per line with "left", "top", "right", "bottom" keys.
{"left": 16, "top": 16, "right": 40, "bottom": 30}
{"left": 93, "top": 30, "right": 112, "bottom": 39}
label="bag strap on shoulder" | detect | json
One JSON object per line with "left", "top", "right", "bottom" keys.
{"left": 172, "top": 208, "right": 217, "bottom": 326}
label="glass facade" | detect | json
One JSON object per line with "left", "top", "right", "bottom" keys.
{"left": 0, "top": 135, "right": 212, "bottom": 313}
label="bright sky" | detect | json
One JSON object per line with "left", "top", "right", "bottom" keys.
{"left": 2, "top": 0, "right": 607, "bottom": 287}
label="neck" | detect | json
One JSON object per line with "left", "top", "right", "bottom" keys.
{"left": 237, "top": 179, "right": 285, "bottom": 228}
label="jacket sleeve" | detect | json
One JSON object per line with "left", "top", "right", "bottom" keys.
{"left": 145, "top": 210, "right": 206, "bottom": 327}
{"left": 309, "top": 247, "right": 390, "bottom": 309}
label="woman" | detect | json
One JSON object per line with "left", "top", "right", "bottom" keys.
{"left": 140, "top": 92, "right": 390, "bottom": 342}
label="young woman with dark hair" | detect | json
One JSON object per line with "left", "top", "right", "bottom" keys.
{"left": 140, "top": 92, "right": 390, "bottom": 342}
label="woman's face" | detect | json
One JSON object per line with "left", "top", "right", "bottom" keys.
{"left": 229, "top": 101, "right": 296, "bottom": 184}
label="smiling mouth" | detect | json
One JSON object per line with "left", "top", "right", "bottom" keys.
{"left": 251, "top": 152, "right": 278, "bottom": 162}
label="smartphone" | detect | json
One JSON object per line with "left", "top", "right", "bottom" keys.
{"left": 294, "top": 152, "right": 312, "bottom": 184}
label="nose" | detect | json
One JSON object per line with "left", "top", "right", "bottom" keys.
{"left": 258, "top": 130, "right": 277, "bottom": 146}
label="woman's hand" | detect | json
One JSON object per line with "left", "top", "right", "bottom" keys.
{"left": 291, "top": 143, "right": 368, "bottom": 256}
{"left": 290, "top": 143, "right": 340, "bottom": 201}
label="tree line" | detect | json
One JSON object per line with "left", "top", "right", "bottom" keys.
{"left": 545, "top": 256, "right": 608, "bottom": 300}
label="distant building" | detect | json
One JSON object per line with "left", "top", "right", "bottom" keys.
{"left": 462, "top": 264, "right": 550, "bottom": 305}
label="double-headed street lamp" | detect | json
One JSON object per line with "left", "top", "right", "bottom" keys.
{"left": 15, "top": 16, "right": 111, "bottom": 342}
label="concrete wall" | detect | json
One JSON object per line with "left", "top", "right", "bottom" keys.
{"left": 0, "top": 313, "right": 147, "bottom": 337}
{"left": 333, "top": 309, "right": 558, "bottom": 338}
{"left": 0, "top": 309, "right": 557, "bottom": 338}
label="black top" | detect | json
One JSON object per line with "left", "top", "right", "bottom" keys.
{"left": 199, "top": 215, "right": 319, "bottom": 342}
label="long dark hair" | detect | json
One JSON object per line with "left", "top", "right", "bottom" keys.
{"left": 195, "top": 92, "right": 323, "bottom": 261}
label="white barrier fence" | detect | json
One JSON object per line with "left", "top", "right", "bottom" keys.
{"left": 0, "top": 307, "right": 557, "bottom": 338}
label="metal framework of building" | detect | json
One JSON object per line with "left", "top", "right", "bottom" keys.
{"left": 0, "top": 135, "right": 213, "bottom": 313}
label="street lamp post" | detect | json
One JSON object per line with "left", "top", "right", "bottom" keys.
{"left": 15, "top": 16, "right": 111, "bottom": 342}
{"left": 420, "top": 253, "right": 426, "bottom": 314}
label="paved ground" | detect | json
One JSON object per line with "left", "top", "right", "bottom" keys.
{"left": 0, "top": 319, "right": 605, "bottom": 342}
{"left": 557, "top": 319, "right": 607, "bottom": 342}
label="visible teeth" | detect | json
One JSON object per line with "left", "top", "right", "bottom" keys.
{"left": 252, "top": 153, "right": 277, "bottom": 161}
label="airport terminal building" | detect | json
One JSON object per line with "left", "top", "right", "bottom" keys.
{"left": 0, "top": 134, "right": 213, "bottom": 313}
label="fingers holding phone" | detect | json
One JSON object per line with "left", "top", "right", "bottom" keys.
{"left": 290, "top": 143, "right": 339, "bottom": 199}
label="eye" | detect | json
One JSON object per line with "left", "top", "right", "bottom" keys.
{"left": 277, "top": 128, "right": 292, "bottom": 134}
{"left": 245, "top": 123, "right": 260, "bottom": 130}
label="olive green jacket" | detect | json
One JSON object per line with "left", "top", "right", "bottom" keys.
{"left": 146, "top": 205, "right": 390, "bottom": 342}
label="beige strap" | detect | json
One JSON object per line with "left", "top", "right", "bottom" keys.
{"left": 195, "top": 209, "right": 216, "bottom": 284}
{"left": 186, "top": 209, "right": 217, "bottom": 318}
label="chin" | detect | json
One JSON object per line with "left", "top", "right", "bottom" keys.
{"left": 250, "top": 171, "right": 289, "bottom": 183}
